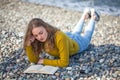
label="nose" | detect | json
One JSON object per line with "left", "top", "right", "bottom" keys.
{"left": 37, "top": 35, "right": 42, "bottom": 40}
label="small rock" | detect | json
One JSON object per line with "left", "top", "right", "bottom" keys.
{"left": 55, "top": 72, "right": 60, "bottom": 77}
{"left": 99, "top": 59, "right": 104, "bottom": 63}
{"left": 65, "top": 77, "right": 71, "bottom": 80}
{"left": 66, "top": 67, "right": 72, "bottom": 70}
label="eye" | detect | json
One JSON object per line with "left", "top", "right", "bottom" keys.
{"left": 34, "top": 35, "right": 38, "bottom": 38}
{"left": 39, "top": 31, "right": 43, "bottom": 35}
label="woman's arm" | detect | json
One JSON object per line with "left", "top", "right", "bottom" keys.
{"left": 25, "top": 46, "right": 39, "bottom": 63}
{"left": 42, "top": 32, "right": 70, "bottom": 67}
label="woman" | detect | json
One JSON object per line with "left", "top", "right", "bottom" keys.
{"left": 23, "top": 8, "right": 100, "bottom": 67}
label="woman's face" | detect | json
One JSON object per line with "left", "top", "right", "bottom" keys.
{"left": 32, "top": 26, "right": 48, "bottom": 42}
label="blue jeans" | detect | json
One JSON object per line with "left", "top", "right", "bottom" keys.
{"left": 66, "top": 18, "right": 95, "bottom": 53}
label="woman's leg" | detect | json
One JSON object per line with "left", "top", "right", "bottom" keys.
{"left": 82, "top": 8, "right": 99, "bottom": 43}
{"left": 80, "top": 9, "right": 100, "bottom": 52}
{"left": 72, "top": 18, "right": 84, "bottom": 34}
{"left": 72, "top": 8, "right": 90, "bottom": 34}
{"left": 82, "top": 18, "right": 95, "bottom": 42}
{"left": 77, "top": 18, "right": 95, "bottom": 52}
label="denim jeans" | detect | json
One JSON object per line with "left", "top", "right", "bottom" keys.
{"left": 66, "top": 18, "right": 95, "bottom": 53}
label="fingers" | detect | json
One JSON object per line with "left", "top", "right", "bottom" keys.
{"left": 30, "top": 36, "right": 35, "bottom": 42}
{"left": 37, "top": 58, "right": 43, "bottom": 64}
{"left": 27, "top": 36, "right": 35, "bottom": 46}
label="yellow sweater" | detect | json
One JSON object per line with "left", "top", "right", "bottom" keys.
{"left": 25, "top": 31, "right": 79, "bottom": 67}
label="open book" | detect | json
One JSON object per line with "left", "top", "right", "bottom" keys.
{"left": 24, "top": 65, "right": 59, "bottom": 74}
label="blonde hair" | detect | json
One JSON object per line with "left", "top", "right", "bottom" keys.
{"left": 23, "top": 18, "right": 59, "bottom": 54}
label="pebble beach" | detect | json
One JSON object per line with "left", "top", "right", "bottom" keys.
{"left": 0, "top": 0, "right": 120, "bottom": 80}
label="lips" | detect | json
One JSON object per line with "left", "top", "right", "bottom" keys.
{"left": 40, "top": 38, "right": 45, "bottom": 42}
{"left": 40, "top": 38, "right": 44, "bottom": 41}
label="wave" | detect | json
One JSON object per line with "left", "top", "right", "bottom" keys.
{"left": 22, "top": 0, "right": 120, "bottom": 16}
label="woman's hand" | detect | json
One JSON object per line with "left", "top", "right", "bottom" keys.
{"left": 27, "top": 36, "right": 35, "bottom": 46}
{"left": 30, "top": 36, "right": 35, "bottom": 42}
{"left": 37, "top": 58, "right": 43, "bottom": 64}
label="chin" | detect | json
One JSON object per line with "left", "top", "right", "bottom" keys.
{"left": 40, "top": 41, "right": 45, "bottom": 42}
{"left": 40, "top": 39, "right": 46, "bottom": 42}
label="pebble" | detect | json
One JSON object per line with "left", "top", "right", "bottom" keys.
{"left": 99, "top": 59, "right": 104, "bottom": 63}
{"left": 65, "top": 78, "right": 71, "bottom": 80}
{"left": 66, "top": 67, "right": 72, "bottom": 70}
{"left": 55, "top": 72, "right": 60, "bottom": 77}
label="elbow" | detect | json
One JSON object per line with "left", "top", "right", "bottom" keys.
{"left": 28, "top": 57, "right": 39, "bottom": 64}
{"left": 62, "top": 63, "right": 69, "bottom": 67}
{"left": 29, "top": 59, "right": 37, "bottom": 64}
{"left": 59, "top": 61, "right": 69, "bottom": 67}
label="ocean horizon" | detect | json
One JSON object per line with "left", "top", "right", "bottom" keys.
{"left": 21, "top": 0, "right": 120, "bottom": 16}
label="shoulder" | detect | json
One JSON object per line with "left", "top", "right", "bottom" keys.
{"left": 54, "top": 31, "right": 69, "bottom": 45}
{"left": 55, "top": 31, "right": 67, "bottom": 39}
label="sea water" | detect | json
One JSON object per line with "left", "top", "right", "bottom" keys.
{"left": 22, "top": 0, "right": 120, "bottom": 16}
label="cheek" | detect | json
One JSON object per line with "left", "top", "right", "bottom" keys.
{"left": 35, "top": 37, "right": 39, "bottom": 40}
{"left": 45, "top": 32, "right": 48, "bottom": 38}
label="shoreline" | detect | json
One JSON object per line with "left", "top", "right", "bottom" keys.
{"left": 0, "top": 0, "right": 120, "bottom": 79}
{"left": 21, "top": 0, "right": 120, "bottom": 16}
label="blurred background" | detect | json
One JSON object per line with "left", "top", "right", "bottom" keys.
{"left": 21, "top": 0, "right": 120, "bottom": 16}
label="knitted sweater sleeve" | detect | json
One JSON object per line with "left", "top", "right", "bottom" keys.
{"left": 25, "top": 46, "right": 39, "bottom": 63}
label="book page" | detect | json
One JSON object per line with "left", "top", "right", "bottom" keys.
{"left": 40, "top": 65, "right": 59, "bottom": 74}
{"left": 24, "top": 65, "right": 43, "bottom": 73}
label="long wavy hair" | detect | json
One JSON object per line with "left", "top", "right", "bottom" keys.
{"left": 23, "top": 18, "right": 59, "bottom": 54}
